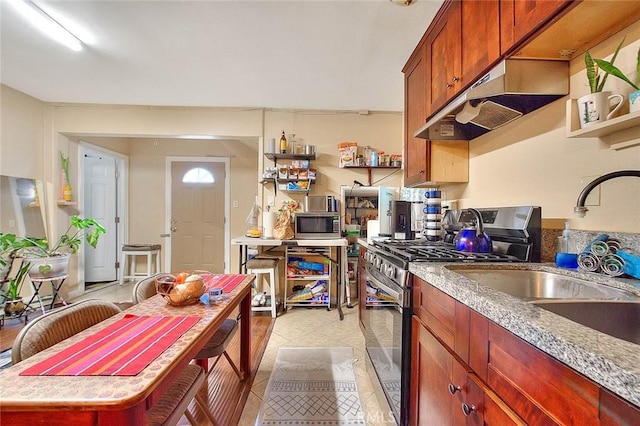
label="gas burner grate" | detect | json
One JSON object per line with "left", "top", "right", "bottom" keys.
{"left": 373, "top": 240, "right": 519, "bottom": 262}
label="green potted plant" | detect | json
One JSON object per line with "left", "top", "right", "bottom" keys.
{"left": 578, "top": 38, "right": 627, "bottom": 128}
{"left": 592, "top": 44, "right": 640, "bottom": 113}
{"left": 2, "top": 259, "right": 31, "bottom": 316}
{"left": 8, "top": 216, "right": 106, "bottom": 279}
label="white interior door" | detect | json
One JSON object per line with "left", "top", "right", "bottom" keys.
{"left": 83, "top": 150, "right": 118, "bottom": 282}
{"left": 170, "top": 161, "right": 226, "bottom": 273}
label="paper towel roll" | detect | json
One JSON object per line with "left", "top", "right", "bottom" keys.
{"left": 367, "top": 220, "right": 380, "bottom": 244}
{"left": 262, "top": 212, "right": 277, "bottom": 239}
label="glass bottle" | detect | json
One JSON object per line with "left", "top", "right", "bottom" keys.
{"left": 280, "top": 131, "right": 287, "bottom": 154}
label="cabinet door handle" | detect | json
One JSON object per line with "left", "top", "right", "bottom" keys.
{"left": 462, "top": 402, "right": 477, "bottom": 416}
{"left": 448, "top": 383, "right": 461, "bottom": 395}
{"left": 451, "top": 76, "right": 460, "bottom": 83}
{"left": 445, "top": 82, "right": 453, "bottom": 89}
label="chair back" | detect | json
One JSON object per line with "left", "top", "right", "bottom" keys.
{"left": 12, "top": 299, "right": 122, "bottom": 364}
{"left": 132, "top": 273, "right": 163, "bottom": 304}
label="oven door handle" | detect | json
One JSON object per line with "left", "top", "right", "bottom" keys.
{"left": 370, "top": 279, "right": 401, "bottom": 304}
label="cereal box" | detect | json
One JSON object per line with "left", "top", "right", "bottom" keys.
{"left": 338, "top": 142, "right": 358, "bottom": 168}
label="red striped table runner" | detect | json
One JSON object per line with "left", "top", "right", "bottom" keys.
{"left": 207, "top": 274, "right": 250, "bottom": 293}
{"left": 20, "top": 314, "right": 199, "bottom": 376}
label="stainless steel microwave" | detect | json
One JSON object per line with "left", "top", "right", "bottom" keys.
{"left": 294, "top": 212, "right": 341, "bottom": 239}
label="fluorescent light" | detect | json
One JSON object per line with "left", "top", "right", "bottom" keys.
{"left": 8, "top": 0, "right": 83, "bottom": 51}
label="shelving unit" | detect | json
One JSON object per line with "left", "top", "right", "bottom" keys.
{"left": 342, "top": 165, "right": 401, "bottom": 186}
{"left": 565, "top": 99, "right": 640, "bottom": 150}
{"left": 261, "top": 153, "right": 318, "bottom": 194}
{"left": 284, "top": 246, "right": 331, "bottom": 311}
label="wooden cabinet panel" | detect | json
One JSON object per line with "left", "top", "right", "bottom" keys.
{"left": 600, "top": 388, "right": 640, "bottom": 425}
{"left": 460, "top": 0, "right": 500, "bottom": 85}
{"left": 487, "top": 322, "right": 600, "bottom": 425}
{"left": 404, "top": 43, "right": 429, "bottom": 186}
{"left": 500, "top": 0, "right": 571, "bottom": 55}
{"left": 426, "top": 1, "right": 461, "bottom": 117}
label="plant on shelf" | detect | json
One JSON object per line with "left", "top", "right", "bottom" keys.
{"left": 593, "top": 46, "right": 640, "bottom": 91}
{"left": 60, "top": 151, "right": 72, "bottom": 201}
{"left": 585, "top": 38, "right": 626, "bottom": 93}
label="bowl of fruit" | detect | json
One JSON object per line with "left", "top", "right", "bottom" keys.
{"left": 155, "top": 271, "right": 211, "bottom": 306}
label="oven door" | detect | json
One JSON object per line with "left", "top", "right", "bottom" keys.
{"left": 362, "top": 263, "right": 411, "bottom": 425}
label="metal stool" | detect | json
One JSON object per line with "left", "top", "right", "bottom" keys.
{"left": 120, "top": 244, "right": 161, "bottom": 285}
{"left": 246, "top": 257, "right": 280, "bottom": 318}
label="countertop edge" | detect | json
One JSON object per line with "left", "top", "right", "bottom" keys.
{"left": 409, "top": 262, "right": 640, "bottom": 407}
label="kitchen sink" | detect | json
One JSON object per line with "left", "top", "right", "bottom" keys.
{"left": 532, "top": 300, "right": 640, "bottom": 345}
{"left": 452, "top": 269, "right": 640, "bottom": 301}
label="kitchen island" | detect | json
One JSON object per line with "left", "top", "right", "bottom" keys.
{"left": 410, "top": 262, "right": 640, "bottom": 423}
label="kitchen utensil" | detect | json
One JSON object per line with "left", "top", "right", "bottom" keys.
{"left": 453, "top": 208, "right": 492, "bottom": 253}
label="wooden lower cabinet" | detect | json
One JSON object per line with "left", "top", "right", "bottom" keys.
{"left": 411, "top": 316, "right": 521, "bottom": 425}
{"left": 411, "top": 276, "right": 640, "bottom": 425}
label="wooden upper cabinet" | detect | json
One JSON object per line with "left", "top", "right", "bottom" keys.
{"left": 403, "top": 44, "right": 430, "bottom": 186}
{"left": 426, "top": 1, "right": 462, "bottom": 118}
{"left": 500, "top": 0, "right": 573, "bottom": 55}
{"left": 426, "top": 0, "right": 500, "bottom": 118}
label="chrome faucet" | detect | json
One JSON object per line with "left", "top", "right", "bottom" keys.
{"left": 574, "top": 170, "right": 640, "bottom": 217}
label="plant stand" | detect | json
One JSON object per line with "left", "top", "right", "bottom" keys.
{"left": 24, "top": 274, "right": 68, "bottom": 315}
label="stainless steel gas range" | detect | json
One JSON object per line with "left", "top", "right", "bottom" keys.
{"left": 360, "top": 206, "right": 541, "bottom": 426}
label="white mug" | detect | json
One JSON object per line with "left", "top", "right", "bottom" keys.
{"left": 577, "top": 91, "right": 624, "bottom": 128}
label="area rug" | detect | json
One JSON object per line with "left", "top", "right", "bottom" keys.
{"left": 257, "top": 347, "right": 366, "bottom": 425}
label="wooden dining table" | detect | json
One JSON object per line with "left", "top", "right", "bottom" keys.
{"left": 0, "top": 274, "right": 254, "bottom": 425}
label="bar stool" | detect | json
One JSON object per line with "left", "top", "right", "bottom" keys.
{"left": 246, "top": 256, "right": 280, "bottom": 318}
{"left": 120, "top": 244, "right": 161, "bottom": 285}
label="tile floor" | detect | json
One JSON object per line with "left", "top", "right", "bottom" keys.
{"left": 72, "top": 282, "right": 394, "bottom": 425}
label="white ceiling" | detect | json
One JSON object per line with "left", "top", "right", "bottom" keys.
{"left": 1, "top": 0, "right": 444, "bottom": 112}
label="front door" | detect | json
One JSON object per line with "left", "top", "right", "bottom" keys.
{"left": 170, "top": 161, "right": 225, "bottom": 272}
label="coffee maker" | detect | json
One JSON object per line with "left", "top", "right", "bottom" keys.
{"left": 392, "top": 200, "right": 420, "bottom": 240}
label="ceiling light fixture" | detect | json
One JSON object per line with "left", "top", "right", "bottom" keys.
{"left": 8, "top": 0, "right": 83, "bottom": 51}
{"left": 390, "top": 0, "right": 417, "bottom": 6}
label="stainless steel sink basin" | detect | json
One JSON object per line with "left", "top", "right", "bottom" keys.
{"left": 453, "top": 269, "right": 640, "bottom": 301}
{"left": 532, "top": 300, "right": 640, "bottom": 345}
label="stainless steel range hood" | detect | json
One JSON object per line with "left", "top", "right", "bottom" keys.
{"left": 414, "top": 59, "right": 569, "bottom": 141}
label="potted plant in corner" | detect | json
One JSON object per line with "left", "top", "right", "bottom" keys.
{"left": 2, "top": 259, "right": 31, "bottom": 316}
{"left": 579, "top": 38, "right": 627, "bottom": 128}
{"left": 592, "top": 44, "right": 640, "bottom": 113}
{"left": 19, "top": 215, "right": 106, "bottom": 279}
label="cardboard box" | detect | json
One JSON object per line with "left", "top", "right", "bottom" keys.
{"left": 338, "top": 142, "right": 358, "bottom": 168}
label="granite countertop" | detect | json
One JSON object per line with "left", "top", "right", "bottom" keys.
{"left": 409, "top": 262, "right": 640, "bottom": 407}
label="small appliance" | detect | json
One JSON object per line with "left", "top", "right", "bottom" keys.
{"left": 391, "top": 200, "right": 417, "bottom": 240}
{"left": 294, "top": 212, "right": 341, "bottom": 239}
{"left": 304, "top": 195, "right": 337, "bottom": 212}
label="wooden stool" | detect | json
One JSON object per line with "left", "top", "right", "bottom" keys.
{"left": 246, "top": 257, "right": 280, "bottom": 318}
{"left": 120, "top": 244, "right": 161, "bottom": 286}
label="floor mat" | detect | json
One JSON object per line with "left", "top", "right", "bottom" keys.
{"left": 257, "top": 347, "right": 366, "bottom": 425}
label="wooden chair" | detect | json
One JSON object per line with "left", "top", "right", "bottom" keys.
{"left": 132, "top": 275, "right": 242, "bottom": 377}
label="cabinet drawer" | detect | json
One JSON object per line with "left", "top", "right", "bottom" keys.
{"left": 487, "top": 322, "right": 600, "bottom": 425}
{"left": 413, "top": 276, "right": 469, "bottom": 361}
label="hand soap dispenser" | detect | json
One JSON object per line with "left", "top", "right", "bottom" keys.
{"left": 555, "top": 222, "right": 578, "bottom": 268}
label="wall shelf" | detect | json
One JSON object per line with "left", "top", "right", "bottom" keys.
{"left": 342, "top": 165, "right": 401, "bottom": 185}
{"left": 566, "top": 99, "right": 640, "bottom": 150}
{"left": 56, "top": 200, "right": 78, "bottom": 207}
{"left": 265, "top": 153, "right": 316, "bottom": 162}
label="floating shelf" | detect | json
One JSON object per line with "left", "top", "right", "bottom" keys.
{"left": 342, "top": 165, "right": 401, "bottom": 185}
{"left": 265, "top": 153, "right": 316, "bottom": 162}
{"left": 566, "top": 99, "right": 640, "bottom": 149}
{"left": 56, "top": 200, "right": 78, "bottom": 207}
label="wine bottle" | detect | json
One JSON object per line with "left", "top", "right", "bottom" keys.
{"left": 280, "top": 131, "right": 287, "bottom": 154}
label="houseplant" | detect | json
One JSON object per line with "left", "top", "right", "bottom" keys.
{"left": 13, "top": 215, "right": 106, "bottom": 279}
{"left": 578, "top": 38, "right": 627, "bottom": 127}
{"left": 592, "top": 45, "right": 640, "bottom": 112}
{"left": 2, "top": 259, "right": 31, "bottom": 316}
